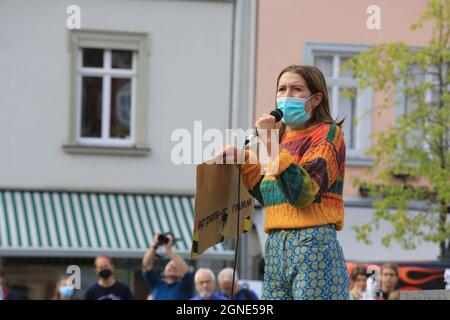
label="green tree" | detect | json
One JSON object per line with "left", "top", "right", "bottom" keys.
{"left": 343, "top": 0, "right": 450, "bottom": 259}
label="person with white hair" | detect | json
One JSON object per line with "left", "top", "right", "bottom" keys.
{"left": 190, "top": 268, "right": 228, "bottom": 300}
{"left": 217, "top": 268, "right": 258, "bottom": 300}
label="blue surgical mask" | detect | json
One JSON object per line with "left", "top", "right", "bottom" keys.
{"left": 276, "top": 95, "right": 316, "bottom": 127}
{"left": 59, "top": 285, "right": 74, "bottom": 298}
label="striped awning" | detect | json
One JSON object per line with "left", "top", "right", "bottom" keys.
{"left": 0, "top": 191, "right": 233, "bottom": 259}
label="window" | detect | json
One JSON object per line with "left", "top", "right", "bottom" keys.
{"left": 65, "top": 30, "right": 149, "bottom": 155}
{"left": 396, "top": 64, "right": 449, "bottom": 154}
{"left": 314, "top": 54, "right": 363, "bottom": 151}
{"left": 78, "top": 48, "right": 135, "bottom": 145}
{"left": 305, "top": 43, "right": 373, "bottom": 166}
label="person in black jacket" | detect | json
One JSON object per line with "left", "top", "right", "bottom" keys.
{"left": 84, "top": 255, "right": 133, "bottom": 300}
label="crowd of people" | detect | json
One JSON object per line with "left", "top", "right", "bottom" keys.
{"left": 349, "top": 263, "right": 401, "bottom": 300}
{"left": 83, "top": 232, "right": 258, "bottom": 300}
{"left": 0, "top": 232, "right": 401, "bottom": 300}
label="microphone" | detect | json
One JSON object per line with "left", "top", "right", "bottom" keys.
{"left": 244, "top": 109, "right": 283, "bottom": 145}
{"left": 269, "top": 108, "right": 284, "bottom": 122}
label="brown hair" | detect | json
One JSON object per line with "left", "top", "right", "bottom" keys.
{"left": 275, "top": 65, "right": 344, "bottom": 139}
{"left": 381, "top": 263, "right": 399, "bottom": 276}
{"left": 51, "top": 276, "right": 70, "bottom": 300}
{"left": 95, "top": 255, "right": 115, "bottom": 267}
{"left": 351, "top": 265, "right": 368, "bottom": 281}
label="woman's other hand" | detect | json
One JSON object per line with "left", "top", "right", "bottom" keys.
{"left": 213, "top": 145, "right": 241, "bottom": 164}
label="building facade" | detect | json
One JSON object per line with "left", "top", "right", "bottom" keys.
{"left": 250, "top": 0, "right": 441, "bottom": 277}
{"left": 0, "top": 0, "right": 257, "bottom": 299}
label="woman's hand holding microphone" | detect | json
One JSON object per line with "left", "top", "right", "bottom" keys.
{"left": 215, "top": 112, "right": 279, "bottom": 163}
{"left": 254, "top": 113, "right": 277, "bottom": 158}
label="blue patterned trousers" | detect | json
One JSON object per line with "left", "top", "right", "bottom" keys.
{"left": 262, "top": 225, "right": 350, "bottom": 300}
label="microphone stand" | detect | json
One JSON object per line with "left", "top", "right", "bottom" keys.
{"left": 231, "top": 135, "right": 255, "bottom": 300}
{"left": 229, "top": 109, "right": 281, "bottom": 299}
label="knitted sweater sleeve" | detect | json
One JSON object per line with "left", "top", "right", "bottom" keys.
{"left": 265, "top": 124, "right": 345, "bottom": 208}
{"left": 241, "top": 150, "right": 265, "bottom": 206}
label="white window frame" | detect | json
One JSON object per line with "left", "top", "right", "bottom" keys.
{"left": 305, "top": 43, "right": 373, "bottom": 167}
{"left": 395, "top": 63, "right": 449, "bottom": 155}
{"left": 395, "top": 70, "right": 428, "bottom": 150}
{"left": 395, "top": 63, "right": 447, "bottom": 119}
{"left": 66, "top": 30, "right": 149, "bottom": 155}
{"left": 76, "top": 49, "right": 137, "bottom": 147}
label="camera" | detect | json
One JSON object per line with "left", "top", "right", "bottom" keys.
{"left": 156, "top": 232, "right": 173, "bottom": 246}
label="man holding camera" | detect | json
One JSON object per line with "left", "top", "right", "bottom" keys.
{"left": 141, "top": 232, "right": 194, "bottom": 300}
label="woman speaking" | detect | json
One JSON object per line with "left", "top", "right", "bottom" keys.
{"left": 221, "top": 65, "right": 350, "bottom": 300}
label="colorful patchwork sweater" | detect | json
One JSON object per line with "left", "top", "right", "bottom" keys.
{"left": 241, "top": 123, "right": 346, "bottom": 233}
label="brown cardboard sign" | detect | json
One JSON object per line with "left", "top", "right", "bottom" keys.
{"left": 191, "top": 163, "right": 254, "bottom": 258}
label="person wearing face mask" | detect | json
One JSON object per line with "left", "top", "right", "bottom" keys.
{"left": 51, "top": 276, "right": 76, "bottom": 300}
{"left": 219, "top": 65, "right": 350, "bottom": 300}
{"left": 141, "top": 233, "right": 195, "bottom": 300}
{"left": 84, "top": 255, "right": 134, "bottom": 300}
{"left": 190, "top": 268, "right": 228, "bottom": 300}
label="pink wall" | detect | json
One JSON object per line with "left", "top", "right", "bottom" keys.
{"left": 255, "top": 0, "right": 432, "bottom": 196}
